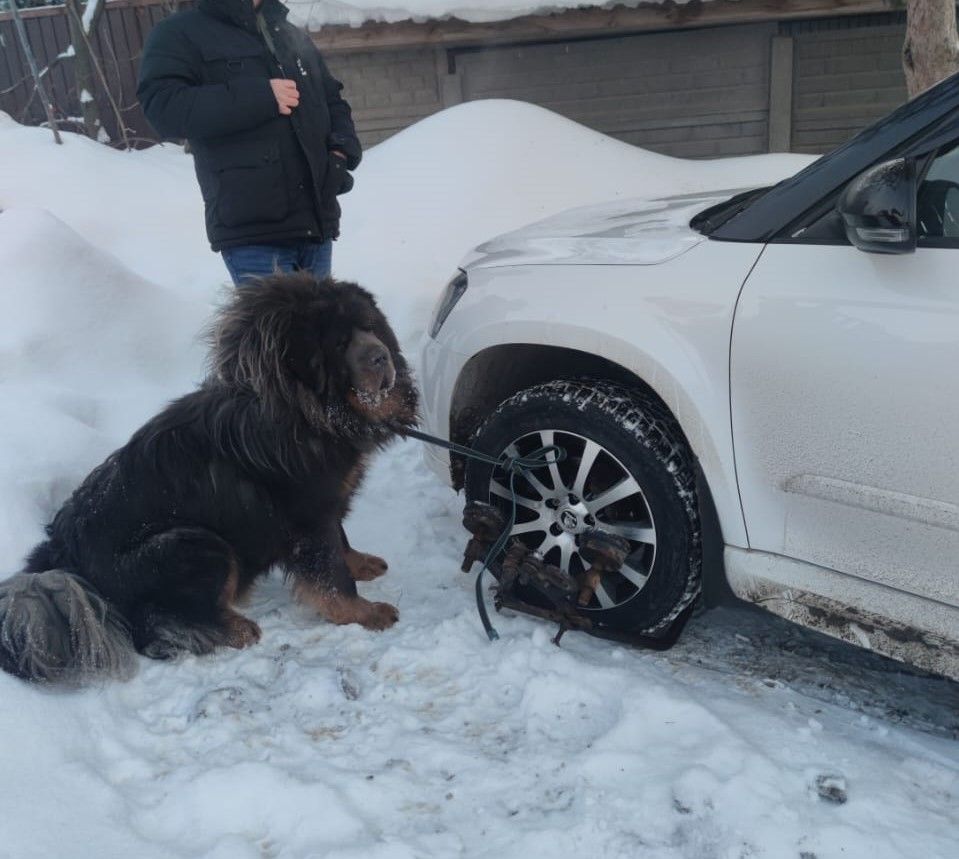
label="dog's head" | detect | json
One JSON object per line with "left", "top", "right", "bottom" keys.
{"left": 210, "top": 273, "right": 418, "bottom": 438}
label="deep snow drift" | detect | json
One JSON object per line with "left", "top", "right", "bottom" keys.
{"left": 0, "top": 208, "right": 206, "bottom": 563}
{"left": 0, "top": 103, "right": 956, "bottom": 858}
{"left": 0, "top": 101, "right": 812, "bottom": 344}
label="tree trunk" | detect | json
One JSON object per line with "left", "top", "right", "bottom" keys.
{"left": 64, "top": 0, "right": 105, "bottom": 140}
{"left": 903, "top": 0, "right": 959, "bottom": 98}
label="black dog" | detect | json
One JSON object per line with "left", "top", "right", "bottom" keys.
{"left": 0, "top": 274, "right": 418, "bottom": 684}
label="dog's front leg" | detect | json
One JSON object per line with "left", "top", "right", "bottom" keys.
{"left": 339, "top": 524, "right": 389, "bottom": 582}
{"left": 289, "top": 526, "right": 398, "bottom": 631}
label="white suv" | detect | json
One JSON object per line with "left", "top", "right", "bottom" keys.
{"left": 420, "top": 74, "right": 959, "bottom": 679}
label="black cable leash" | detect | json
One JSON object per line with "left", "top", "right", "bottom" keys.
{"left": 399, "top": 426, "right": 567, "bottom": 641}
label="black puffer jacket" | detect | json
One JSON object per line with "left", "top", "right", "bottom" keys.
{"left": 137, "top": 0, "right": 361, "bottom": 250}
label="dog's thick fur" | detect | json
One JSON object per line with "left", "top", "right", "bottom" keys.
{"left": 0, "top": 274, "right": 417, "bottom": 684}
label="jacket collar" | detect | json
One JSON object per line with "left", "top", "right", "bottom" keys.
{"left": 196, "top": 0, "right": 288, "bottom": 33}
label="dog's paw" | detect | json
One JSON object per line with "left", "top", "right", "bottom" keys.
{"left": 360, "top": 601, "right": 399, "bottom": 631}
{"left": 346, "top": 550, "right": 389, "bottom": 581}
{"left": 223, "top": 613, "right": 262, "bottom": 649}
{"left": 300, "top": 589, "right": 398, "bottom": 630}
{"left": 141, "top": 639, "right": 180, "bottom": 661}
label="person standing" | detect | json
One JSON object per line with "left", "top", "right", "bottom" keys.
{"left": 137, "top": 0, "right": 361, "bottom": 284}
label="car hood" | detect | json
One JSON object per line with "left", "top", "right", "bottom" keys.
{"left": 462, "top": 190, "right": 745, "bottom": 269}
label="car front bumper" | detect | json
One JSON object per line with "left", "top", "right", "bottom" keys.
{"left": 418, "top": 332, "right": 468, "bottom": 488}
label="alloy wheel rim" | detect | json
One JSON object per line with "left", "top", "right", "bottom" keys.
{"left": 486, "top": 429, "right": 657, "bottom": 610}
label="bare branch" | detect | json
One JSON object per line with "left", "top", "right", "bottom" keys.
{"left": 8, "top": 1, "right": 62, "bottom": 144}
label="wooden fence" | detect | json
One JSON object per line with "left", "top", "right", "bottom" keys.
{"left": 0, "top": 0, "right": 187, "bottom": 143}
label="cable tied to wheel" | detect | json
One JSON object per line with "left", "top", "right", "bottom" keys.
{"left": 399, "top": 426, "right": 567, "bottom": 640}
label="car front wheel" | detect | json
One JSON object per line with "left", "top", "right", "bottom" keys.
{"left": 464, "top": 379, "right": 701, "bottom": 635}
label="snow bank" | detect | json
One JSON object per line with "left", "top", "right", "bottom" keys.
{"left": 0, "top": 207, "right": 208, "bottom": 564}
{"left": 1, "top": 104, "right": 956, "bottom": 859}
{"left": 334, "top": 100, "right": 812, "bottom": 342}
{"left": 0, "top": 114, "right": 223, "bottom": 299}
{"left": 288, "top": 0, "right": 697, "bottom": 29}
{"left": 1, "top": 100, "right": 812, "bottom": 345}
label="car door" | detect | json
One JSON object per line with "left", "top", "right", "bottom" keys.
{"left": 729, "top": 143, "right": 959, "bottom": 607}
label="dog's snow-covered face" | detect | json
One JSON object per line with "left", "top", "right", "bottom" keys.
{"left": 212, "top": 273, "right": 418, "bottom": 433}
{"left": 341, "top": 324, "right": 417, "bottom": 428}
{"left": 287, "top": 299, "right": 415, "bottom": 428}
{"left": 344, "top": 328, "right": 396, "bottom": 405}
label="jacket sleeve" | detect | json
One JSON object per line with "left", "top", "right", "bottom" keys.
{"left": 314, "top": 50, "right": 362, "bottom": 170}
{"left": 137, "top": 21, "right": 278, "bottom": 141}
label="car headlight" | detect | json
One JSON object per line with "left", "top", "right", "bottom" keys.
{"left": 429, "top": 270, "right": 468, "bottom": 338}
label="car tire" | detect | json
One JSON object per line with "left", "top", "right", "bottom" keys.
{"left": 464, "top": 379, "right": 701, "bottom": 635}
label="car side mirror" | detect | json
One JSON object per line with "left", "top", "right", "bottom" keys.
{"left": 837, "top": 157, "right": 917, "bottom": 254}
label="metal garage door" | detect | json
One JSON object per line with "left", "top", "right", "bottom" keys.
{"left": 455, "top": 24, "right": 775, "bottom": 159}
{"left": 789, "top": 19, "right": 907, "bottom": 154}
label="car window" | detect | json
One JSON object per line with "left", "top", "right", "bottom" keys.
{"left": 918, "top": 142, "right": 959, "bottom": 243}
{"left": 779, "top": 136, "right": 959, "bottom": 248}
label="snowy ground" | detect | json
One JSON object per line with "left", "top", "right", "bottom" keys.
{"left": 0, "top": 103, "right": 957, "bottom": 858}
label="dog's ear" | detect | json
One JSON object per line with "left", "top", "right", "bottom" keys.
{"left": 339, "top": 282, "right": 405, "bottom": 369}
{"left": 209, "top": 275, "right": 313, "bottom": 409}
{"left": 284, "top": 317, "right": 327, "bottom": 396}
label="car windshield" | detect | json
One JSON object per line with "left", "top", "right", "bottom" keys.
{"left": 699, "top": 72, "right": 959, "bottom": 242}
{"left": 689, "top": 185, "right": 773, "bottom": 235}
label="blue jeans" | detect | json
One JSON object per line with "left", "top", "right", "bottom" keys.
{"left": 221, "top": 239, "right": 333, "bottom": 286}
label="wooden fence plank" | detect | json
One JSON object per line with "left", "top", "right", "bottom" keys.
{"left": 49, "top": 12, "right": 73, "bottom": 109}
{"left": 0, "top": 23, "right": 21, "bottom": 95}
{"left": 0, "top": 0, "right": 192, "bottom": 142}
{"left": 38, "top": 15, "right": 69, "bottom": 120}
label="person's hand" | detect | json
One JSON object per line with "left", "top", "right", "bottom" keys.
{"left": 270, "top": 79, "right": 300, "bottom": 115}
